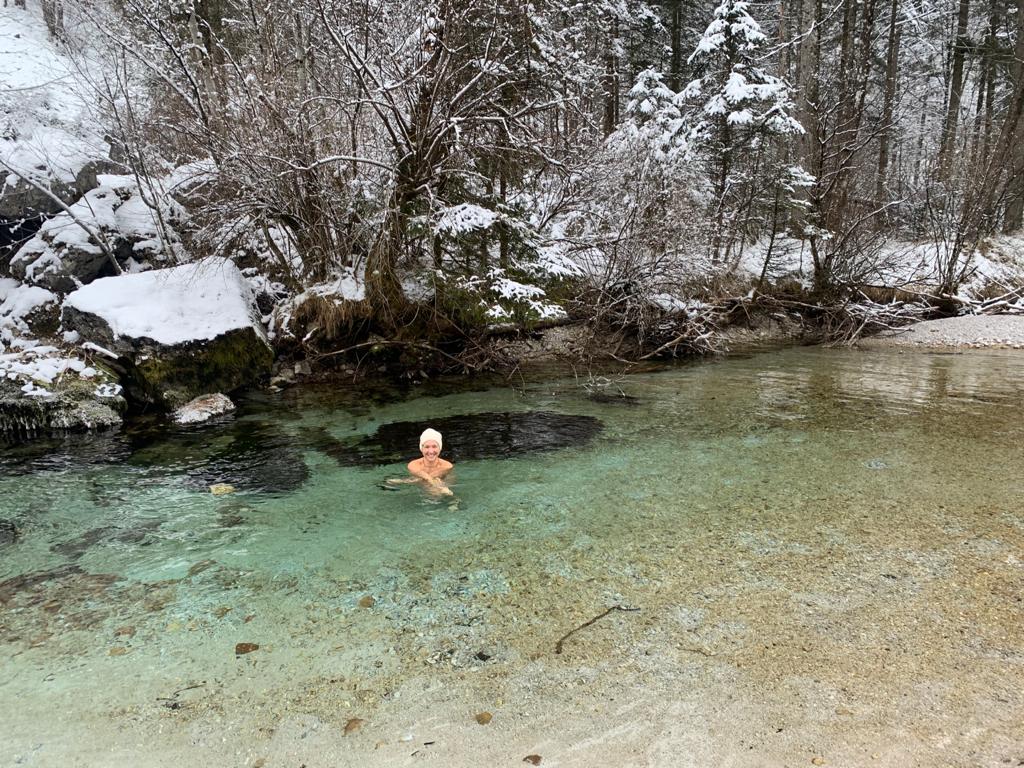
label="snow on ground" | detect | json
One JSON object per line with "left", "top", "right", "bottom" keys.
{"left": 268, "top": 267, "right": 366, "bottom": 340}
{"left": 65, "top": 256, "right": 266, "bottom": 345}
{"left": 0, "top": 3, "right": 107, "bottom": 188}
{"left": 0, "top": 277, "right": 56, "bottom": 338}
{"left": 0, "top": 277, "right": 120, "bottom": 396}
{"left": 731, "top": 233, "right": 1024, "bottom": 296}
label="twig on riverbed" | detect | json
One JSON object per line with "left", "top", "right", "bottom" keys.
{"left": 156, "top": 682, "right": 206, "bottom": 705}
{"left": 554, "top": 605, "right": 640, "bottom": 655}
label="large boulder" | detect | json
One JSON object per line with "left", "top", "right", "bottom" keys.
{"left": 62, "top": 257, "right": 274, "bottom": 408}
{"left": 2, "top": 277, "right": 126, "bottom": 434}
{"left": 0, "top": 176, "right": 76, "bottom": 222}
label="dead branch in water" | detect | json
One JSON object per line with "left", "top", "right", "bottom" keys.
{"left": 554, "top": 605, "right": 640, "bottom": 655}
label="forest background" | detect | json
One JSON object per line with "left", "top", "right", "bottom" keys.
{"left": 4, "top": 0, "right": 1024, "bottom": 372}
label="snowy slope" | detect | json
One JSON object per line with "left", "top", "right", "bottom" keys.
{"left": 0, "top": 2, "right": 107, "bottom": 191}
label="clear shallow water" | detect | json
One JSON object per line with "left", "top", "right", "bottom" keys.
{"left": 2, "top": 347, "right": 1024, "bottom": 765}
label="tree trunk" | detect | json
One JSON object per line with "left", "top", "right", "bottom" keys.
{"left": 1002, "top": 0, "right": 1024, "bottom": 231}
{"left": 602, "top": 17, "right": 620, "bottom": 136}
{"left": 794, "top": 0, "right": 822, "bottom": 194}
{"left": 365, "top": 195, "right": 408, "bottom": 327}
{"left": 667, "top": 0, "right": 683, "bottom": 91}
{"left": 875, "top": 0, "right": 901, "bottom": 203}
{"left": 40, "top": 0, "right": 65, "bottom": 39}
{"left": 938, "top": 0, "right": 971, "bottom": 177}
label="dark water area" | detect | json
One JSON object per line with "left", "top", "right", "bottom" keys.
{"left": 323, "top": 410, "right": 604, "bottom": 466}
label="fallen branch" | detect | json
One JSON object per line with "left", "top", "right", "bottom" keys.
{"left": 312, "top": 339, "right": 470, "bottom": 369}
{"left": 554, "top": 605, "right": 640, "bottom": 655}
{"left": 958, "top": 286, "right": 1024, "bottom": 316}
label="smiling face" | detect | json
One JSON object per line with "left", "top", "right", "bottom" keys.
{"left": 420, "top": 439, "right": 440, "bottom": 462}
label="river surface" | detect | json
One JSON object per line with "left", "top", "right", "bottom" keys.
{"left": 2, "top": 347, "right": 1023, "bottom": 767}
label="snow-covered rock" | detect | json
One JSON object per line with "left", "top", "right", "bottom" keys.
{"left": 10, "top": 175, "right": 180, "bottom": 293}
{"left": 0, "top": 372, "right": 125, "bottom": 434}
{"left": 1, "top": 279, "right": 126, "bottom": 432}
{"left": 0, "top": 278, "right": 59, "bottom": 338}
{"left": 62, "top": 257, "right": 274, "bottom": 408}
{"left": 172, "top": 393, "right": 236, "bottom": 425}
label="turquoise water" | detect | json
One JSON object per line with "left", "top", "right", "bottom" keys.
{"left": 2, "top": 346, "right": 1023, "bottom": 765}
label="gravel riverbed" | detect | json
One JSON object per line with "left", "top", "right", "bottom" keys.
{"left": 858, "top": 314, "right": 1024, "bottom": 349}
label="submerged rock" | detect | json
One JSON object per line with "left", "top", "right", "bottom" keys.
{"left": 172, "top": 393, "right": 236, "bottom": 425}
{"left": 0, "top": 564, "right": 84, "bottom": 604}
{"left": 0, "top": 519, "right": 18, "bottom": 545}
{"left": 62, "top": 258, "right": 273, "bottom": 409}
{"left": 343, "top": 718, "right": 366, "bottom": 735}
{"left": 50, "top": 519, "right": 162, "bottom": 560}
{"left": 126, "top": 417, "right": 310, "bottom": 494}
{"left": 0, "top": 429, "right": 133, "bottom": 476}
{"left": 326, "top": 411, "right": 604, "bottom": 466}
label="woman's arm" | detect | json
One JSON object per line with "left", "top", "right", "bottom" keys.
{"left": 407, "top": 459, "right": 454, "bottom": 495}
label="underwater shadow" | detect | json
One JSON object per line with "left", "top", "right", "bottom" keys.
{"left": 321, "top": 410, "right": 604, "bottom": 467}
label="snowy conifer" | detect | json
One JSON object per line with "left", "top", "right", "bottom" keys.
{"left": 681, "top": 0, "right": 807, "bottom": 262}
{"left": 684, "top": 0, "right": 802, "bottom": 145}
{"left": 611, "top": 68, "right": 688, "bottom": 162}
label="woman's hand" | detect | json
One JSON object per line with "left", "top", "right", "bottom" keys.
{"left": 428, "top": 477, "right": 453, "bottom": 496}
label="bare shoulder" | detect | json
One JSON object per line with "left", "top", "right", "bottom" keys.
{"left": 439, "top": 459, "right": 454, "bottom": 471}
{"left": 407, "top": 458, "right": 423, "bottom": 472}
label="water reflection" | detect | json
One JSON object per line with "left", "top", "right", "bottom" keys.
{"left": 326, "top": 410, "right": 604, "bottom": 466}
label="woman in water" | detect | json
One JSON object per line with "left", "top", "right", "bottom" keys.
{"left": 389, "top": 428, "right": 454, "bottom": 496}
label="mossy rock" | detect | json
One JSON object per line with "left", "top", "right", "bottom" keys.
{"left": 127, "top": 328, "right": 274, "bottom": 409}
{"left": 0, "top": 371, "right": 126, "bottom": 435}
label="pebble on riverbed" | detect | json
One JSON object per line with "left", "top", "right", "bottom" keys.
{"left": 343, "top": 717, "right": 366, "bottom": 735}
{"left": 234, "top": 642, "right": 259, "bottom": 655}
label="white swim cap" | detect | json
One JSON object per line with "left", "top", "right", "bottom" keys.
{"left": 419, "top": 428, "right": 443, "bottom": 450}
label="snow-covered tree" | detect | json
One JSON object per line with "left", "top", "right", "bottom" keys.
{"left": 681, "top": 0, "right": 805, "bottom": 263}
{"left": 612, "top": 69, "right": 688, "bottom": 162}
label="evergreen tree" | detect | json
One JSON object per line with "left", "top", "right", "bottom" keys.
{"left": 681, "top": 0, "right": 805, "bottom": 262}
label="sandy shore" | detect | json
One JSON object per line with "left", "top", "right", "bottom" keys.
{"left": 857, "top": 314, "right": 1024, "bottom": 350}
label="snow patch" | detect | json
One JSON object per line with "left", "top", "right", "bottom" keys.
{"left": 0, "top": 4, "right": 108, "bottom": 188}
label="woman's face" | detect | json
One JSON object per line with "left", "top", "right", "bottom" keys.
{"left": 420, "top": 440, "right": 440, "bottom": 460}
